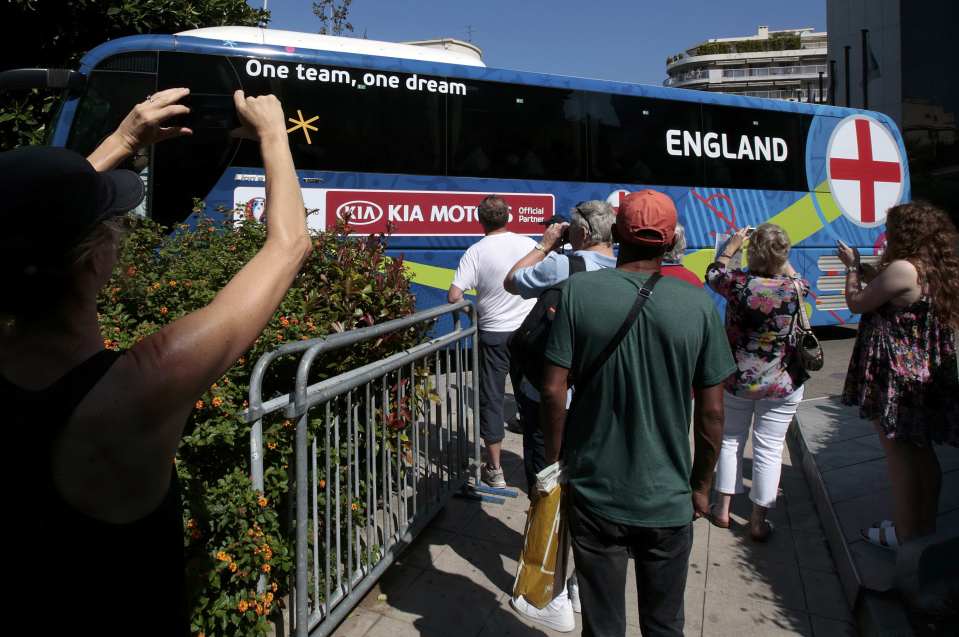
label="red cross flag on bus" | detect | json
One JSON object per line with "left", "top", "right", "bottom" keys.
{"left": 606, "top": 189, "right": 631, "bottom": 213}
{"left": 826, "top": 115, "right": 904, "bottom": 228}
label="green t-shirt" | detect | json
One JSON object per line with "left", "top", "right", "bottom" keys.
{"left": 545, "top": 268, "right": 736, "bottom": 527}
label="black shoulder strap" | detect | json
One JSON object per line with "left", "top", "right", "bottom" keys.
{"left": 567, "top": 254, "right": 587, "bottom": 275}
{"left": 575, "top": 272, "right": 662, "bottom": 388}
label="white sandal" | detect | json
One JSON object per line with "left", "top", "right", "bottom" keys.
{"left": 861, "top": 524, "right": 900, "bottom": 550}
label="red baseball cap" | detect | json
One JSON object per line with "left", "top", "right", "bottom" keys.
{"left": 616, "top": 189, "right": 677, "bottom": 247}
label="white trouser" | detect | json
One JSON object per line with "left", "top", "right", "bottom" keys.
{"left": 714, "top": 386, "right": 804, "bottom": 508}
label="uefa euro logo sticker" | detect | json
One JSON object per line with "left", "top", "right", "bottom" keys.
{"left": 826, "top": 115, "right": 904, "bottom": 228}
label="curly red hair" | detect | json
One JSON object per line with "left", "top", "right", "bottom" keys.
{"left": 882, "top": 201, "right": 959, "bottom": 328}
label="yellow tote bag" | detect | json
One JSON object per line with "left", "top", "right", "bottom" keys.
{"left": 511, "top": 461, "right": 569, "bottom": 609}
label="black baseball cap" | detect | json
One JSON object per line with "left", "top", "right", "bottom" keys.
{"left": 0, "top": 146, "right": 145, "bottom": 273}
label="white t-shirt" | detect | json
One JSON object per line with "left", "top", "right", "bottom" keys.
{"left": 452, "top": 232, "right": 538, "bottom": 332}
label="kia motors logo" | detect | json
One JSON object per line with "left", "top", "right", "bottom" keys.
{"left": 336, "top": 200, "right": 383, "bottom": 225}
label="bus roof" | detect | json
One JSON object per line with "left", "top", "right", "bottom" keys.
{"left": 176, "top": 26, "right": 486, "bottom": 68}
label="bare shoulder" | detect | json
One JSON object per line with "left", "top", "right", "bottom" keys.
{"left": 884, "top": 259, "right": 919, "bottom": 276}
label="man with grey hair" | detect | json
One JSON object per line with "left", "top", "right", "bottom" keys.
{"left": 501, "top": 200, "right": 617, "bottom": 631}
{"left": 449, "top": 195, "right": 537, "bottom": 489}
{"left": 661, "top": 223, "right": 703, "bottom": 288}
{"left": 505, "top": 200, "right": 617, "bottom": 299}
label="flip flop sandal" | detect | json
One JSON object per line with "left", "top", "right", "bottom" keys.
{"left": 861, "top": 525, "right": 900, "bottom": 550}
{"left": 707, "top": 504, "right": 730, "bottom": 529}
{"left": 751, "top": 520, "right": 775, "bottom": 543}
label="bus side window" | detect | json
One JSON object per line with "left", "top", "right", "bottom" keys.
{"left": 449, "top": 82, "right": 586, "bottom": 182}
{"left": 700, "top": 105, "right": 808, "bottom": 192}
{"left": 151, "top": 52, "right": 243, "bottom": 227}
{"left": 586, "top": 93, "right": 704, "bottom": 187}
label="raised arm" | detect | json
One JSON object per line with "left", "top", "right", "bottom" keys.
{"left": 87, "top": 87, "right": 192, "bottom": 171}
{"left": 504, "top": 222, "right": 567, "bottom": 295}
{"left": 100, "top": 92, "right": 311, "bottom": 502}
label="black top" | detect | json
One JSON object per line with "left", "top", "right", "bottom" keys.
{"left": 5, "top": 350, "right": 187, "bottom": 635}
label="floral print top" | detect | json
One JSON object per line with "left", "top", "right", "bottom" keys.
{"left": 705, "top": 263, "right": 810, "bottom": 399}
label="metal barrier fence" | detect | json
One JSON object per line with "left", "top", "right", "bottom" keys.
{"left": 244, "top": 301, "right": 480, "bottom": 636}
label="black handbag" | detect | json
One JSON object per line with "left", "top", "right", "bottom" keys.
{"left": 790, "top": 279, "right": 824, "bottom": 372}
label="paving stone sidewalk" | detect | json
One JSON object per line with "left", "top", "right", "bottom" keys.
{"left": 332, "top": 419, "right": 856, "bottom": 637}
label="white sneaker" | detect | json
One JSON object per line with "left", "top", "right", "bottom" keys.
{"left": 510, "top": 593, "right": 575, "bottom": 632}
{"left": 567, "top": 574, "right": 581, "bottom": 614}
{"left": 481, "top": 463, "right": 506, "bottom": 489}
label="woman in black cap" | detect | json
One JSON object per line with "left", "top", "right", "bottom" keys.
{"left": 0, "top": 88, "right": 311, "bottom": 634}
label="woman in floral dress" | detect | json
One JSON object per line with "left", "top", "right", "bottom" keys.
{"left": 840, "top": 202, "right": 959, "bottom": 550}
{"left": 705, "top": 224, "right": 808, "bottom": 541}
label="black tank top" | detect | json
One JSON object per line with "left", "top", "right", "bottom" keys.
{"left": 5, "top": 350, "right": 188, "bottom": 635}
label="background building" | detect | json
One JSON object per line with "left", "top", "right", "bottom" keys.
{"left": 664, "top": 26, "right": 829, "bottom": 103}
{"left": 828, "top": 0, "right": 957, "bottom": 210}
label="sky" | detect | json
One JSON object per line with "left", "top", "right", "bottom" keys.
{"left": 253, "top": 0, "right": 826, "bottom": 85}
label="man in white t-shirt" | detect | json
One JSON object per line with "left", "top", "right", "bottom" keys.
{"left": 448, "top": 195, "right": 537, "bottom": 488}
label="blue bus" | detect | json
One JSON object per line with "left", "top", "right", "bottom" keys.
{"left": 48, "top": 26, "right": 910, "bottom": 325}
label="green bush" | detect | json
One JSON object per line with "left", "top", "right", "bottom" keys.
{"left": 98, "top": 209, "right": 421, "bottom": 635}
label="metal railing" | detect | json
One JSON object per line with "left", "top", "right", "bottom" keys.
{"left": 666, "top": 65, "right": 827, "bottom": 87}
{"left": 729, "top": 88, "right": 830, "bottom": 102}
{"left": 245, "top": 301, "right": 480, "bottom": 636}
{"left": 722, "top": 64, "right": 827, "bottom": 79}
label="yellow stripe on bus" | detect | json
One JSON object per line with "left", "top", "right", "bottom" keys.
{"left": 682, "top": 182, "right": 840, "bottom": 277}
{"left": 403, "top": 183, "right": 840, "bottom": 291}
{"left": 403, "top": 260, "right": 475, "bottom": 295}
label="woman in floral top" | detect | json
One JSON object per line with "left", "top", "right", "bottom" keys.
{"left": 840, "top": 202, "right": 959, "bottom": 550}
{"left": 705, "top": 224, "right": 808, "bottom": 541}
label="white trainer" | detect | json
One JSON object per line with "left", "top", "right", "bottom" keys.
{"left": 481, "top": 463, "right": 506, "bottom": 489}
{"left": 510, "top": 593, "right": 575, "bottom": 632}
{"left": 567, "top": 573, "right": 581, "bottom": 614}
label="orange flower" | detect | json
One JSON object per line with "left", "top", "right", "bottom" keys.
{"left": 237, "top": 600, "right": 249, "bottom": 613}
{"left": 276, "top": 332, "right": 285, "bottom": 341}
{"left": 261, "top": 564, "right": 271, "bottom": 573}
{"left": 151, "top": 281, "right": 161, "bottom": 291}
{"left": 212, "top": 397, "right": 223, "bottom": 408}
{"left": 159, "top": 306, "right": 169, "bottom": 316}
{"left": 195, "top": 400, "right": 204, "bottom": 410}
{"left": 186, "top": 518, "right": 196, "bottom": 529}
{"left": 265, "top": 592, "right": 274, "bottom": 604}
{"left": 254, "top": 602, "right": 264, "bottom": 616}
{"left": 318, "top": 479, "right": 326, "bottom": 489}
{"left": 271, "top": 582, "right": 278, "bottom": 593}
{"left": 257, "top": 495, "right": 269, "bottom": 508}
{"left": 216, "top": 551, "right": 229, "bottom": 562}
{"left": 126, "top": 266, "right": 137, "bottom": 277}
{"left": 247, "top": 529, "right": 255, "bottom": 537}
{"left": 267, "top": 441, "right": 277, "bottom": 450}
{"left": 103, "top": 338, "right": 114, "bottom": 349}
{"left": 168, "top": 280, "right": 177, "bottom": 287}
{"left": 229, "top": 562, "right": 238, "bottom": 573}
{"left": 279, "top": 316, "right": 290, "bottom": 327}
{"left": 238, "top": 357, "right": 246, "bottom": 365}
{"left": 351, "top": 502, "right": 359, "bottom": 511}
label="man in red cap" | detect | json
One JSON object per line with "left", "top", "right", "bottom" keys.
{"left": 541, "top": 190, "right": 735, "bottom": 636}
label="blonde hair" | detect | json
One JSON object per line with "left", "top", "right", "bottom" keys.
{"left": 747, "top": 223, "right": 791, "bottom": 275}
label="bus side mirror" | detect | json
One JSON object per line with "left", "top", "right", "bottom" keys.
{"left": 0, "top": 68, "right": 87, "bottom": 92}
